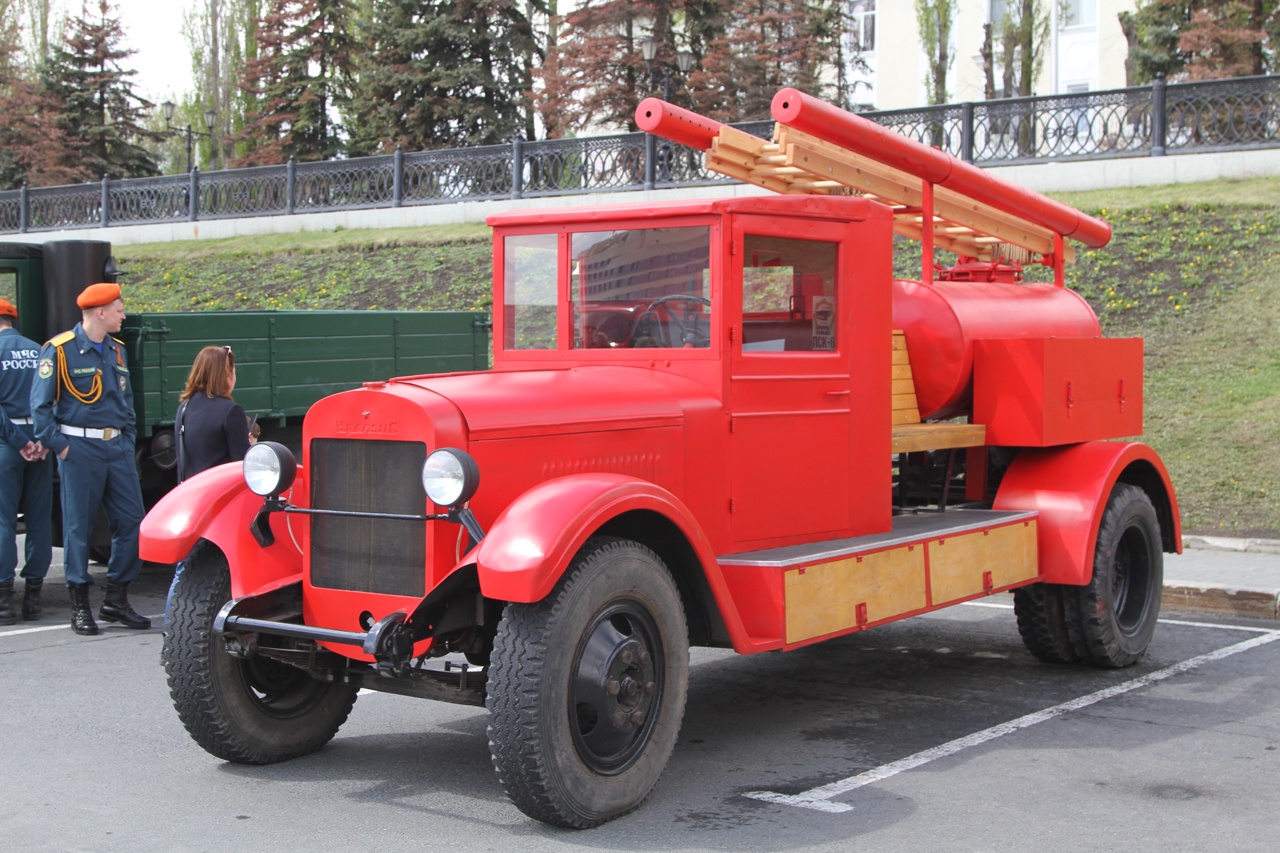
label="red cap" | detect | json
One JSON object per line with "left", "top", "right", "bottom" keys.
{"left": 76, "top": 282, "right": 122, "bottom": 309}
{"left": 0, "top": 298, "right": 15, "bottom": 319}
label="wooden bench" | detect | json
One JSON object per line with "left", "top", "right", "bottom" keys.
{"left": 890, "top": 330, "right": 986, "bottom": 454}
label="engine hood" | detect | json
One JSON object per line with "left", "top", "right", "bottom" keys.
{"left": 397, "top": 366, "right": 713, "bottom": 440}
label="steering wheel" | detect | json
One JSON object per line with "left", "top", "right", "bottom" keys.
{"left": 635, "top": 295, "right": 712, "bottom": 348}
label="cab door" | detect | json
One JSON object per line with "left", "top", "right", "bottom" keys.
{"left": 726, "top": 214, "right": 889, "bottom": 547}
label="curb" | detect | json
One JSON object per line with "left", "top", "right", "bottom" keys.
{"left": 1162, "top": 583, "right": 1280, "bottom": 621}
{"left": 1182, "top": 535, "right": 1280, "bottom": 555}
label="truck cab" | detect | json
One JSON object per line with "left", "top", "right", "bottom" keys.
{"left": 143, "top": 91, "right": 1179, "bottom": 831}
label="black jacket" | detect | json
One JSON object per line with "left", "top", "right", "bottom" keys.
{"left": 177, "top": 393, "right": 251, "bottom": 482}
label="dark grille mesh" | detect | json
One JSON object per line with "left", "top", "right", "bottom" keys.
{"left": 310, "top": 438, "right": 427, "bottom": 595}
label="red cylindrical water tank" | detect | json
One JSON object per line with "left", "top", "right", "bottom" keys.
{"left": 892, "top": 279, "right": 1101, "bottom": 420}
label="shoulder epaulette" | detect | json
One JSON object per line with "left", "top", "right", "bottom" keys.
{"left": 47, "top": 331, "right": 75, "bottom": 347}
{"left": 109, "top": 335, "right": 124, "bottom": 346}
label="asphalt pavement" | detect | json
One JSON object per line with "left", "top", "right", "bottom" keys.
{"left": 8, "top": 532, "right": 1280, "bottom": 627}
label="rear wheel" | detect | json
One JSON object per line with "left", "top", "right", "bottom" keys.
{"left": 1071, "top": 484, "right": 1163, "bottom": 667}
{"left": 162, "top": 542, "right": 358, "bottom": 763}
{"left": 1013, "top": 582, "right": 1079, "bottom": 664}
{"left": 486, "top": 537, "right": 690, "bottom": 828}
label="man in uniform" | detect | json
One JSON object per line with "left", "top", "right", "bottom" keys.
{"left": 0, "top": 298, "right": 52, "bottom": 624}
{"left": 31, "top": 283, "right": 150, "bottom": 635}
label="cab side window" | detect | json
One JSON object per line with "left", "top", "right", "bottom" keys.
{"left": 741, "top": 236, "right": 838, "bottom": 352}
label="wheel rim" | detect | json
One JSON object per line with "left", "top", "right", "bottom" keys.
{"left": 234, "top": 655, "right": 333, "bottom": 718}
{"left": 569, "top": 600, "right": 664, "bottom": 775}
{"left": 1112, "top": 522, "right": 1154, "bottom": 636}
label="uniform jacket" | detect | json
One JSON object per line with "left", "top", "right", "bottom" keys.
{"left": 0, "top": 326, "right": 41, "bottom": 422}
{"left": 30, "top": 323, "right": 137, "bottom": 456}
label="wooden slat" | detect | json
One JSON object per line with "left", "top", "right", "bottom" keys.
{"left": 891, "top": 378, "right": 915, "bottom": 395}
{"left": 778, "top": 131, "right": 1071, "bottom": 262}
{"left": 702, "top": 123, "right": 1076, "bottom": 264}
{"left": 891, "top": 423, "right": 987, "bottom": 454}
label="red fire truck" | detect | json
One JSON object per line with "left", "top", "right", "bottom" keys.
{"left": 142, "top": 89, "right": 1179, "bottom": 828}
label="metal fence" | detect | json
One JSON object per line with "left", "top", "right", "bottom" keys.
{"left": 3, "top": 74, "right": 1278, "bottom": 235}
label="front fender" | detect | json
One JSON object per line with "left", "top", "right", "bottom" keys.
{"left": 994, "top": 441, "right": 1181, "bottom": 586}
{"left": 475, "top": 473, "right": 716, "bottom": 603}
{"left": 139, "top": 462, "right": 304, "bottom": 598}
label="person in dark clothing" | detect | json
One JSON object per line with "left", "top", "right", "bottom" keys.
{"left": 166, "top": 345, "right": 254, "bottom": 625}
{"left": 175, "top": 345, "right": 253, "bottom": 482}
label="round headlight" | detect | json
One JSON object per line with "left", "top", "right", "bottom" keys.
{"left": 244, "top": 441, "right": 297, "bottom": 497}
{"left": 422, "top": 448, "right": 480, "bottom": 507}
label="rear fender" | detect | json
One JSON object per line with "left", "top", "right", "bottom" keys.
{"left": 476, "top": 473, "right": 728, "bottom": 606}
{"left": 994, "top": 441, "right": 1181, "bottom": 586}
{"left": 139, "top": 462, "right": 304, "bottom": 598}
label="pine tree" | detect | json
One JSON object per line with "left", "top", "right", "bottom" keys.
{"left": 343, "top": 0, "right": 539, "bottom": 154}
{"left": 235, "top": 0, "right": 354, "bottom": 165}
{"left": 41, "top": 0, "right": 158, "bottom": 179}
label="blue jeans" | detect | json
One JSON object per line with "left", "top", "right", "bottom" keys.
{"left": 0, "top": 427, "right": 54, "bottom": 584}
{"left": 56, "top": 434, "right": 144, "bottom": 586}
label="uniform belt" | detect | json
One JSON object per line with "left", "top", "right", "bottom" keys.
{"left": 59, "top": 425, "right": 124, "bottom": 440}
{"left": 8, "top": 417, "right": 32, "bottom": 425}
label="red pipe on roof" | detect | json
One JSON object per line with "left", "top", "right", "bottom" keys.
{"left": 770, "top": 88, "right": 1112, "bottom": 249}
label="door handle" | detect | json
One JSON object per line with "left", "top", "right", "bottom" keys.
{"left": 825, "top": 390, "right": 850, "bottom": 397}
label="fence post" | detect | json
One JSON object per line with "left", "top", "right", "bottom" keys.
{"left": 393, "top": 145, "right": 403, "bottom": 207}
{"left": 189, "top": 166, "right": 200, "bottom": 222}
{"left": 100, "top": 174, "right": 109, "bottom": 228}
{"left": 644, "top": 133, "right": 656, "bottom": 190}
{"left": 512, "top": 137, "right": 524, "bottom": 199}
{"left": 286, "top": 157, "right": 296, "bottom": 214}
{"left": 1151, "top": 72, "right": 1167, "bottom": 156}
{"left": 960, "top": 102, "right": 975, "bottom": 162}
{"left": 19, "top": 182, "right": 28, "bottom": 233}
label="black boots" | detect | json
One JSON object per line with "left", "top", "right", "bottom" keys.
{"left": 2, "top": 579, "right": 46, "bottom": 623}
{"left": 99, "top": 581, "right": 151, "bottom": 630}
{"left": 0, "top": 581, "right": 13, "bottom": 625}
{"left": 22, "top": 578, "right": 42, "bottom": 620}
{"left": 69, "top": 583, "right": 98, "bottom": 635}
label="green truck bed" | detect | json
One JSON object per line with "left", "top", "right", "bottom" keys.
{"left": 122, "top": 309, "right": 492, "bottom": 437}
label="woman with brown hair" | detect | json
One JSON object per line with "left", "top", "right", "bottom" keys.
{"left": 175, "top": 345, "right": 253, "bottom": 482}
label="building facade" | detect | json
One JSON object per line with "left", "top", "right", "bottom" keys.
{"left": 849, "top": 0, "right": 1137, "bottom": 111}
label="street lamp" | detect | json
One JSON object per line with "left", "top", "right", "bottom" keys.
{"left": 161, "top": 101, "right": 218, "bottom": 173}
{"left": 639, "top": 38, "right": 695, "bottom": 182}
{"left": 639, "top": 37, "right": 694, "bottom": 101}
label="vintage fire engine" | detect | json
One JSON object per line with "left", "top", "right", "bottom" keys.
{"left": 142, "top": 89, "right": 1179, "bottom": 828}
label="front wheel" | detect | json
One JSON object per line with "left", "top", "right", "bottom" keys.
{"left": 486, "top": 537, "right": 690, "bottom": 828}
{"left": 162, "top": 542, "right": 358, "bottom": 764}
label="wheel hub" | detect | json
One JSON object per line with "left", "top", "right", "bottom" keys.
{"left": 570, "top": 605, "right": 663, "bottom": 774}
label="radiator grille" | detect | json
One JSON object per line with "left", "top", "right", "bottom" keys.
{"left": 309, "top": 438, "right": 427, "bottom": 595}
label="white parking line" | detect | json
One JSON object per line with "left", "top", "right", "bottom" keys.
{"left": 744, "top": 625, "right": 1280, "bottom": 813}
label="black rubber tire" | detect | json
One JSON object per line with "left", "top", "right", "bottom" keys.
{"left": 1070, "top": 483, "right": 1164, "bottom": 668}
{"left": 1013, "top": 582, "right": 1080, "bottom": 664}
{"left": 162, "top": 542, "right": 358, "bottom": 764}
{"left": 486, "top": 537, "right": 690, "bottom": 828}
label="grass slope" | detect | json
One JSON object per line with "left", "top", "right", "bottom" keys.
{"left": 116, "top": 178, "right": 1280, "bottom": 537}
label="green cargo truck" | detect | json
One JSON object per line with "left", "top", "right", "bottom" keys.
{"left": 1, "top": 240, "right": 491, "bottom": 551}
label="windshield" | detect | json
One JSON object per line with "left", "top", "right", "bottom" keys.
{"left": 502, "top": 226, "right": 712, "bottom": 351}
